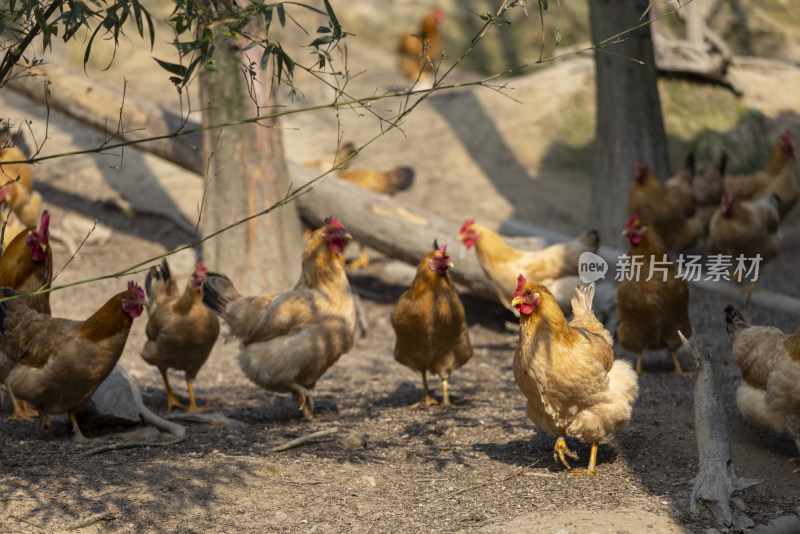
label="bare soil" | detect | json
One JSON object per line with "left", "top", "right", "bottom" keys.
{"left": 3, "top": 4, "right": 800, "bottom": 533}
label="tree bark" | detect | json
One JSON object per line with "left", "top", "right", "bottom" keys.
{"left": 199, "top": 13, "right": 303, "bottom": 295}
{"left": 588, "top": 0, "right": 670, "bottom": 249}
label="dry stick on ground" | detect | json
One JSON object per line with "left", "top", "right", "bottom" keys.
{"left": 78, "top": 436, "right": 186, "bottom": 458}
{"left": 268, "top": 427, "right": 340, "bottom": 453}
{"left": 679, "top": 329, "right": 762, "bottom": 529}
{"left": 65, "top": 511, "right": 115, "bottom": 531}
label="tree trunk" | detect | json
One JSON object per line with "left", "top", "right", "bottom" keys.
{"left": 588, "top": 0, "right": 670, "bottom": 250}
{"left": 199, "top": 14, "right": 303, "bottom": 295}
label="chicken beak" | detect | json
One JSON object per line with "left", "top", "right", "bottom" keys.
{"left": 456, "top": 234, "right": 465, "bottom": 241}
{"left": 448, "top": 261, "right": 455, "bottom": 269}
{"left": 343, "top": 231, "right": 353, "bottom": 241}
{"left": 621, "top": 229, "right": 629, "bottom": 237}
{"left": 511, "top": 296, "right": 523, "bottom": 307}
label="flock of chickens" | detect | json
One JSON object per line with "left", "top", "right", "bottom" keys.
{"left": 0, "top": 9, "right": 798, "bottom": 478}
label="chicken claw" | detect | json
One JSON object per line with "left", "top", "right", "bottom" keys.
{"left": 669, "top": 350, "right": 696, "bottom": 376}
{"left": 634, "top": 353, "right": 651, "bottom": 377}
{"left": 5, "top": 394, "right": 38, "bottom": 422}
{"left": 410, "top": 371, "right": 439, "bottom": 408}
{"left": 69, "top": 412, "right": 87, "bottom": 442}
{"left": 553, "top": 436, "right": 578, "bottom": 470}
{"left": 791, "top": 456, "right": 800, "bottom": 474}
{"left": 292, "top": 384, "right": 315, "bottom": 420}
{"left": 569, "top": 442, "right": 599, "bottom": 476}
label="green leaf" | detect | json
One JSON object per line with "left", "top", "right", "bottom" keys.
{"left": 310, "top": 35, "right": 334, "bottom": 47}
{"left": 540, "top": 0, "right": 548, "bottom": 10}
{"left": 554, "top": 27, "right": 561, "bottom": 46}
{"left": 264, "top": 5, "right": 273, "bottom": 33}
{"left": 153, "top": 57, "right": 187, "bottom": 77}
{"left": 322, "top": 0, "right": 341, "bottom": 37}
{"left": 316, "top": 26, "right": 330, "bottom": 34}
{"left": 276, "top": 3, "right": 286, "bottom": 27}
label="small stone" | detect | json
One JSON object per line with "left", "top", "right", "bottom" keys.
{"left": 362, "top": 476, "right": 376, "bottom": 487}
{"left": 344, "top": 432, "right": 367, "bottom": 448}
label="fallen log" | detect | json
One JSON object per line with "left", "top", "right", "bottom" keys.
{"left": 679, "top": 330, "right": 761, "bottom": 529}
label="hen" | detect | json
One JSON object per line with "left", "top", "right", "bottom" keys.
{"left": 512, "top": 276, "right": 638, "bottom": 475}
{"left": 201, "top": 217, "right": 357, "bottom": 420}
{"left": 725, "top": 305, "right": 800, "bottom": 472}
{"left": 0, "top": 133, "right": 42, "bottom": 227}
{"left": 397, "top": 9, "right": 445, "bottom": 87}
{"left": 616, "top": 215, "right": 694, "bottom": 376}
{"left": 142, "top": 259, "right": 220, "bottom": 412}
{"left": 709, "top": 192, "right": 781, "bottom": 302}
{"left": 0, "top": 210, "right": 52, "bottom": 421}
{"left": 458, "top": 220, "right": 598, "bottom": 314}
{"left": 691, "top": 152, "right": 726, "bottom": 255}
{"left": 392, "top": 241, "right": 472, "bottom": 407}
{"left": 627, "top": 157, "right": 701, "bottom": 252}
{"left": 724, "top": 130, "right": 797, "bottom": 218}
{"left": 0, "top": 281, "right": 146, "bottom": 439}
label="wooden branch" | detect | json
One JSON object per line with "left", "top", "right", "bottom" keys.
{"left": 268, "top": 426, "right": 340, "bottom": 453}
{"left": 65, "top": 511, "right": 114, "bottom": 531}
{"left": 679, "top": 330, "right": 762, "bottom": 529}
{"left": 6, "top": 63, "right": 204, "bottom": 173}
{"left": 79, "top": 436, "right": 186, "bottom": 457}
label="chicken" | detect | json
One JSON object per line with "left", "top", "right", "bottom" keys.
{"left": 664, "top": 152, "right": 697, "bottom": 217}
{"left": 724, "top": 130, "right": 798, "bottom": 218}
{"left": 691, "top": 152, "right": 726, "bottom": 255}
{"left": 0, "top": 204, "right": 27, "bottom": 247}
{"left": 724, "top": 305, "right": 800, "bottom": 472}
{"left": 0, "top": 136, "right": 42, "bottom": 227}
{"left": 616, "top": 215, "right": 694, "bottom": 376}
{"left": 458, "top": 220, "right": 598, "bottom": 314}
{"left": 709, "top": 192, "right": 781, "bottom": 302}
{"left": 201, "top": 217, "right": 357, "bottom": 420}
{"left": 397, "top": 8, "right": 445, "bottom": 87}
{"left": 512, "top": 277, "right": 638, "bottom": 475}
{"left": 142, "top": 259, "right": 220, "bottom": 412}
{"left": 0, "top": 282, "right": 146, "bottom": 440}
{"left": 627, "top": 158, "right": 701, "bottom": 252}
{"left": 0, "top": 210, "right": 52, "bottom": 422}
{"left": 391, "top": 241, "right": 472, "bottom": 407}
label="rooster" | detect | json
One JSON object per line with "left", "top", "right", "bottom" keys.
{"left": 724, "top": 130, "right": 797, "bottom": 218}
{"left": 627, "top": 158, "right": 701, "bottom": 252}
{"left": 458, "top": 220, "right": 598, "bottom": 314}
{"left": 142, "top": 259, "right": 220, "bottom": 412}
{"left": 709, "top": 192, "right": 781, "bottom": 302}
{"left": 397, "top": 9, "right": 445, "bottom": 87}
{"left": 512, "top": 277, "right": 638, "bottom": 475}
{"left": 391, "top": 241, "right": 472, "bottom": 408}
{"left": 0, "top": 132, "right": 42, "bottom": 227}
{"left": 0, "top": 281, "right": 146, "bottom": 440}
{"left": 616, "top": 215, "right": 694, "bottom": 376}
{"left": 0, "top": 210, "right": 52, "bottom": 422}
{"left": 201, "top": 217, "right": 357, "bottom": 420}
{"left": 725, "top": 305, "right": 800, "bottom": 472}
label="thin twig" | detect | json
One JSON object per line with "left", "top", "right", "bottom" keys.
{"left": 78, "top": 436, "right": 186, "bottom": 458}
{"left": 65, "top": 511, "right": 114, "bottom": 531}
{"left": 268, "top": 426, "right": 340, "bottom": 453}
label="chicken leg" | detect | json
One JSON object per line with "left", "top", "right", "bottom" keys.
{"left": 69, "top": 412, "right": 86, "bottom": 441}
{"left": 160, "top": 369, "right": 186, "bottom": 412}
{"left": 185, "top": 378, "right": 210, "bottom": 413}
{"left": 5, "top": 392, "right": 38, "bottom": 422}
{"left": 410, "top": 371, "right": 439, "bottom": 408}
{"left": 347, "top": 246, "right": 370, "bottom": 269}
{"left": 569, "top": 442, "right": 599, "bottom": 476}
{"left": 553, "top": 436, "right": 578, "bottom": 470}
{"left": 634, "top": 352, "right": 651, "bottom": 377}
{"left": 441, "top": 376, "right": 454, "bottom": 408}
{"left": 669, "top": 350, "right": 696, "bottom": 376}
{"left": 291, "top": 383, "right": 315, "bottom": 420}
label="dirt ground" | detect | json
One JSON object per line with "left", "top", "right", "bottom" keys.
{"left": 3, "top": 4, "right": 800, "bottom": 533}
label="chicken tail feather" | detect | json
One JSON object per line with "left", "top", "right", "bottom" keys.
{"left": 145, "top": 258, "right": 172, "bottom": 299}
{"left": 201, "top": 273, "right": 239, "bottom": 317}
{"left": 386, "top": 167, "right": 415, "bottom": 193}
{"left": 724, "top": 304, "right": 750, "bottom": 336}
{"left": 571, "top": 282, "right": 596, "bottom": 315}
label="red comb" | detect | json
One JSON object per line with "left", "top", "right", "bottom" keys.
{"left": 439, "top": 244, "right": 448, "bottom": 256}
{"left": 459, "top": 220, "right": 474, "bottom": 235}
{"left": 39, "top": 210, "right": 50, "bottom": 244}
{"left": 128, "top": 281, "right": 145, "bottom": 299}
{"left": 324, "top": 216, "right": 345, "bottom": 231}
{"left": 514, "top": 274, "right": 527, "bottom": 298}
{"left": 196, "top": 260, "right": 207, "bottom": 275}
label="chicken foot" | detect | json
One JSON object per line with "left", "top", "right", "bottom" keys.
{"left": 553, "top": 436, "right": 578, "bottom": 470}
{"left": 291, "top": 383, "right": 315, "bottom": 420}
{"left": 410, "top": 371, "right": 439, "bottom": 408}
{"left": 5, "top": 392, "right": 38, "bottom": 422}
{"left": 634, "top": 353, "right": 651, "bottom": 377}
{"left": 160, "top": 369, "right": 186, "bottom": 412}
{"left": 347, "top": 245, "right": 370, "bottom": 269}
{"left": 69, "top": 412, "right": 87, "bottom": 441}
{"left": 569, "top": 442, "right": 599, "bottom": 476}
{"left": 669, "top": 350, "right": 696, "bottom": 376}
{"left": 185, "top": 378, "right": 210, "bottom": 413}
